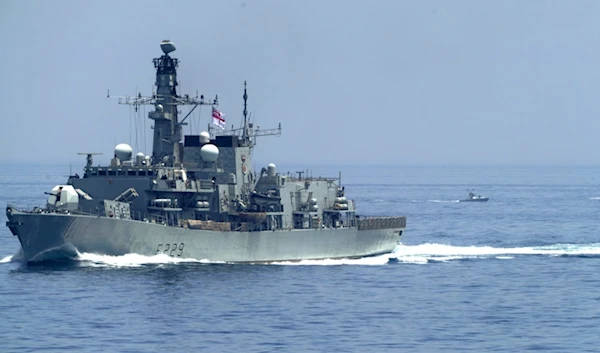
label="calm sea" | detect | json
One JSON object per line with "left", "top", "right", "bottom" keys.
{"left": 1, "top": 164, "right": 600, "bottom": 352}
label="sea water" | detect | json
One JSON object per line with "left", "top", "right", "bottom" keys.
{"left": 1, "top": 164, "right": 599, "bottom": 352}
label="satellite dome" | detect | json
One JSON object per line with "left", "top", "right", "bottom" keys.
{"left": 114, "top": 143, "right": 133, "bottom": 161}
{"left": 135, "top": 152, "right": 145, "bottom": 166}
{"left": 160, "top": 40, "right": 176, "bottom": 55}
{"left": 200, "top": 144, "right": 219, "bottom": 162}
{"left": 156, "top": 104, "right": 164, "bottom": 112}
{"left": 199, "top": 131, "right": 210, "bottom": 144}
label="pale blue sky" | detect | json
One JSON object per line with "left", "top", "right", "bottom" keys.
{"left": 1, "top": 0, "right": 600, "bottom": 166}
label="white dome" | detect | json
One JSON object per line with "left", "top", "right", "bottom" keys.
{"left": 199, "top": 131, "right": 210, "bottom": 144}
{"left": 267, "top": 163, "right": 276, "bottom": 177}
{"left": 115, "top": 143, "right": 133, "bottom": 161}
{"left": 135, "top": 152, "right": 145, "bottom": 166}
{"left": 200, "top": 144, "right": 219, "bottom": 162}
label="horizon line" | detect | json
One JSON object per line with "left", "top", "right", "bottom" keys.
{"left": 1, "top": 161, "right": 600, "bottom": 168}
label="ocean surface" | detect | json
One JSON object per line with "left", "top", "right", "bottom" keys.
{"left": 1, "top": 164, "right": 600, "bottom": 352}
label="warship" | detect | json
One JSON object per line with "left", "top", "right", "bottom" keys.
{"left": 6, "top": 40, "right": 406, "bottom": 263}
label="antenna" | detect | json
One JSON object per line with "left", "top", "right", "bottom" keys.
{"left": 160, "top": 39, "right": 176, "bottom": 55}
{"left": 78, "top": 152, "right": 103, "bottom": 168}
{"left": 243, "top": 81, "right": 248, "bottom": 129}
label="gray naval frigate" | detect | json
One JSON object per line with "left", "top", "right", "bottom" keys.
{"left": 6, "top": 40, "right": 406, "bottom": 262}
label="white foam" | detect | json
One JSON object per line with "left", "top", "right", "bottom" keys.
{"left": 75, "top": 252, "right": 392, "bottom": 267}
{"left": 271, "top": 253, "right": 391, "bottom": 266}
{"left": 391, "top": 242, "right": 600, "bottom": 263}
{"left": 395, "top": 256, "right": 428, "bottom": 264}
{"left": 76, "top": 252, "right": 218, "bottom": 268}
{"left": 1, "top": 249, "right": 24, "bottom": 263}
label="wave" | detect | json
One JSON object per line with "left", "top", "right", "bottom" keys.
{"left": 1, "top": 249, "right": 24, "bottom": 263}
{"left": 0, "top": 255, "right": 14, "bottom": 263}
{"left": 391, "top": 242, "right": 600, "bottom": 263}
{"left": 76, "top": 252, "right": 220, "bottom": 267}
{"left": 271, "top": 254, "right": 391, "bottom": 266}
{"left": 76, "top": 252, "right": 390, "bottom": 267}
{"left": 70, "top": 243, "right": 600, "bottom": 266}
{"left": 0, "top": 250, "right": 393, "bottom": 267}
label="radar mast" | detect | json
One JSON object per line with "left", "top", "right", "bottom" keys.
{"left": 116, "top": 40, "right": 216, "bottom": 167}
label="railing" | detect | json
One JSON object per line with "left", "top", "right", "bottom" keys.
{"left": 6, "top": 204, "right": 45, "bottom": 212}
{"left": 9, "top": 204, "right": 179, "bottom": 227}
{"left": 10, "top": 204, "right": 407, "bottom": 233}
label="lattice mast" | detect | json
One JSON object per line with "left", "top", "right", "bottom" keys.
{"left": 117, "top": 40, "right": 216, "bottom": 167}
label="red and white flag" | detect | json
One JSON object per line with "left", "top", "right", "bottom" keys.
{"left": 212, "top": 107, "right": 226, "bottom": 129}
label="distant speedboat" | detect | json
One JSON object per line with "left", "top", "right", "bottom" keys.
{"left": 460, "top": 190, "right": 489, "bottom": 202}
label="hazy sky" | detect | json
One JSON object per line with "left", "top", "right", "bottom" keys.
{"left": 2, "top": 0, "right": 600, "bottom": 166}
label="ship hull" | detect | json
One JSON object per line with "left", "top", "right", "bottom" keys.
{"left": 459, "top": 198, "right": 489, "bottom": 202}
{"left": 6, "top": 207, "right": 403, "bottom": 263}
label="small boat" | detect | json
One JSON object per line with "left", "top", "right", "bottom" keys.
{"left": 460, "top": 190, "right": 489, "bottom": 202}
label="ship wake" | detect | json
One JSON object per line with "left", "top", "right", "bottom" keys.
{"left": 76, "top": 252, "right": 220, "bottom": 268}
{"left": 4, "top": 242, "right": 600, "bottom": 267}
{"left": 76, "top": 253, "right": 390, "bottom": 267}
{"left": 391, "top": 242, "right": 600, "bottom": 264}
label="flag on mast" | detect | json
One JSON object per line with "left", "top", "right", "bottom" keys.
{"left": 212, "top": 107, "right": 226, "bottom": 129}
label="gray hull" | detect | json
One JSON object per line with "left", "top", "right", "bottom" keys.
{"left": 459, "top": 198, "right": 489, "bottom": 202}
{"left": 6, "top": 207, "right": 403, "bottom": 262}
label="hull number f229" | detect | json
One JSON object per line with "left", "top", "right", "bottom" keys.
{"left": 155, "top": 243, "right": 185, "bottom": 257}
